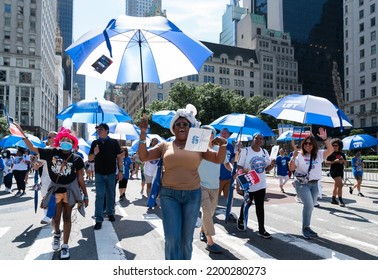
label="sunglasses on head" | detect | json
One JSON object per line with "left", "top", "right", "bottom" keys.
{"left": 174, "top": 122, "right": 189, "bottom": 128}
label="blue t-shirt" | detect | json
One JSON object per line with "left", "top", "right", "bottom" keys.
{"left": 276, "top": 155, "right": 290, "bottom": 176}
{"left": 351, "top": 157, "right": 363, "bottom": 176}
{"left": 219, "top": 143, "right": 235, "bottom": 180}
{"left": 123, "top": 156, "right": 132, "bottom": 180}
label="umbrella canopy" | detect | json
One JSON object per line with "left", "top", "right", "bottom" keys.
{"left": 342, "top": 134, "right": 378, "bottom": 150}
{"left": 228, "top": 133, "right": 253, "bottom": 142}
{"left": 210, "top": 113, "right": 274, "bottom": 137}
{"left": 56, "top": 99, "right": 132, "bottom": 124}
{"left": 130, "top": 134, "right": 166, "bottom": 152}
{"left": 66, "top": 15, "right": 212, "bottom": 111}
{"left": 152, "top": 110, "right": 176, "bottom": 129}
{"left": 261, "top": 94, "right": 352, "bottom": 129}
{"left": 78, "top": 138, "right": 91, "bottom": 155}
{"left": 0, "top": 134, "right": 45, "bottom": 149}
{"left": 276, "top": 130, "right": 310, "bottom": 142}
{"left": 109, "top": 122, "right": 140, "bottom": 140}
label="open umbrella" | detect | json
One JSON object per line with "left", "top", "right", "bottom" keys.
{"left": 56, "top": 99, "right": 132, "bottom": 124}
{"left": 65, "top": 15, "right": 213, "bottom": 112}
{"left": 152, "top": 110, "right": 176, "bottom": 129}
{"left": 342, "top": 134, "right": 378, "bottom": 150}
{"left": 0, "top": 134, "right": 44, "bottom": 149}
{"left": 210, "top": 113, "right": 274, "bottom": 137}
{"left": 261, "top": 94, "right": 352, "bottom": 130}
{"left": 109, "top": 122, "right": 140, "bottom": 140}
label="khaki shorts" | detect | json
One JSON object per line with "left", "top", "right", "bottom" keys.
{"left": 55, "top": 193, "right": 68, "bottom": 204}
{"left": 145, "top": 174, "right": 154, "bottom": 184}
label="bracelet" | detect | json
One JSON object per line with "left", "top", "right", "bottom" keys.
{"left": 322, "top": 138, "right": 328, "bottom": 141}
{"left": 83, "top": 196, "right": 88, "bottom": 199}
{"left": 139, "top": 139, "right": 146, "bottom": 144}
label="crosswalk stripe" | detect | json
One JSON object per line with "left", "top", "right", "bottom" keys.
{"left": 0, "top": 227, "right": 10, "bottom": 238}
{"left": 24, "top": 225, "right": 55, "bottom": 260}
{"left": 143, "top": 213, "right": 211, "bottom": 260}
{"left": 94, "top": 220, "right": 127, "bottom": 260}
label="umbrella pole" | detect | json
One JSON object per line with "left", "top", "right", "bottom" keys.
{"left": 138, "top": 30, "right": 146, "bottom": 115}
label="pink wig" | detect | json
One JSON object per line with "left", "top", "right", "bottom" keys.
{"left": 53, "top": 127, "right": 78, "bottom": 149}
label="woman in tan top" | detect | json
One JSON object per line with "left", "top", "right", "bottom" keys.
{"left": 138, "top": 107, "right": 227, "bottom": 260}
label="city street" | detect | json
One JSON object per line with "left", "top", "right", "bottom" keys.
{"left": 0, "top": 172, "right": 377, "bottom": 260}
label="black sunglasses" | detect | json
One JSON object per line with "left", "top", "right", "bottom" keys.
{"left": 174, "top": 122, "right": 189, "bottom": 127}
{"left": 304, "top": 142, "right": 313, "bottom": 145}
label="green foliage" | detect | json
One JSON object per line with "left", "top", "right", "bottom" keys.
{"left": 133, "top": 82, "right": 277, "bottom": 138}
{"left": 349, "top": 129, "right": 365, "bottom": 136}
{"left": 0, "top": 117, "right": 9, "bottom": 138}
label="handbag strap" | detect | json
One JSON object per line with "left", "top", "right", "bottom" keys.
{"left": 55, "top": 153, "right": 73, "bottom": 183}
{"left": 307, "top": 154, "right": 313, "bottom": 174}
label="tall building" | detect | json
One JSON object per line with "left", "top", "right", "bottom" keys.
{"left": 0, "top": 0, "right": 61, "bottom": 138}
{"left": 125, "top": 0, "right": 164, "bottom": 17}
{"left": 343, "top": 0, "right": 377, "bottom": 132}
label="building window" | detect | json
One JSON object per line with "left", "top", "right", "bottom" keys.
{"left": 360, "top": 76, "right": 365, "bottom": 85}
{"left": 29, "top": 60, "right": 35, "bottom": 69}
{"left": 4, "top": 58, "right": 10, "bottom": 66}
{"left": 360, "top": 36, "right": 365, "bottom": 45}
{"left": 17, "top": 33, "right": 23, "bottom": 42}
{"left": 360, "top": 118, "right": 366, "bottom": 127}
{"left": 372, "top": 58, "right": 377, "bottom": 68}
{"left": 360, "top": 89, "right": 365, "bottom": 99}
{"left": 350, "top": 106, "right": 354, "bottom": 114}
{"left": 250, "top": 71, "right": 254, "bottom": 78}
{"left": 17, "top": 59, "right": 23, "bottom": 67}
{"left": 372, "top": 86, "right": 377, "bottom": 96}
{"left": 359, "top": 0, "right": 364, "bottom": 6}
{"left": 372, "top": 45, "right": 377, "bottom": 55}
{"left": 371, "top": 3, "right": 376, "bottom": 14}
{"left": 359, "top": 10, "right": 364, "bottom": 19}
{"left": 372, "top": 117, "right": 377, "bottom": 126}
{"left": 17, "top": 46, "right": 23, "bottom": 54}
{"left": 359, "top": 49, "right": 365, "bottom": 58}
{"left": 19, "top": 72, "right": 32, "bottom": 83}
{"left": 4, "top": 31, "right": 11, "bottom": 40}
{"left": 372, "top": 72, "right": 377, "bottom": 82}
{"left": 4, "top": 45, "right": 10, "bottom": 52}
{"left": 372, "top": 102, "right": 377, "bottom": 112}
{"left": 372, "top": 30, "right": 377, "bottom": 41}
{"left": 5, "top": 4, "right": 11, "bottom": 13}
{"left": 359, "top": 23, "right": 364, "bottom": 32}
{"left": 29, "top": 47, "right": 35, "bottom": 55}
{"left": 0, "top": 70, "right": 6, "bottom": 82}
{"left": 360, "top": 62, "right": 365, "bottom": 71}
{"left": 360, "top": 104, "right": 366, "bottom": 113}
{"left": 371, "top": 17, "right": 376, "bottom": 28}
{"left": 157, "top": 93, "right": 163, "bottom": 101}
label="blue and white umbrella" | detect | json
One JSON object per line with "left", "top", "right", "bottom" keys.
{"left": 342, "top": 134, "right": 378, "bottom": 150}
{"left": 57, "top": 99, "right": 132, "bottom": 124}
{"left": 276, "top": 130, "right": 309, "bottom": 142}
{"left": 0, "top": 134, "right": 45, "bottom": 149}
{"left": 65, "top": 15, "right": 212, "bottom": 111}
{"left": 261, "top": 94, "right": 352, "bottom": 130}
{"left": 108, "top": 122, "right": 140, "bottom": 140}
{"left": 210, "top": 113, "right": 274, "bottom": 137}
{"left": 152, "top": 110, "right": 176, "bottom": 129}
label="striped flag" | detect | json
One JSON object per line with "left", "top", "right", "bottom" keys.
{"left": 3, "top": 104, "right": 23, "bottom": 137}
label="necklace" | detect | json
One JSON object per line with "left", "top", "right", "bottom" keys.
{"left": 174, "top": 141, "right": 185, "bottom": 150}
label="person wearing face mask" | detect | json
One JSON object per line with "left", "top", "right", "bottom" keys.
{"left": 138, "top": 107, "right": 228, "bottom": 260}
{"left": 14, "top": 124, "right": 88, "bottom": 260}
{"left": 12, "top": 147, "right": 30, "bottom": 197}
{"left": 88, "top": 123, "right": 123, "bottom": 230}
{"left": 2, "top": 150, "right": 14, "bottom": 193}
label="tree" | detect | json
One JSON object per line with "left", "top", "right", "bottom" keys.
{"left": 0, "top": 117, "right": 9, "bottom": 138}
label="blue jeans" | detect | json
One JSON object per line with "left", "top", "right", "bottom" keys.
{"left": 294, "top": 180, "right": 319, "bottom": 228}
{"left": 94, "top": 173, "right": 116, "bottom": 223}
{"left": 160, "top": 187, "right": 201, "bottom": 260}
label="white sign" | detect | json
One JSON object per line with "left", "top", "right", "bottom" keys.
{"left": 270, "top": 145, "right": 280, "bottom": 160}
{"left": 184, "top": 128, "right": 212, "bottom": 152}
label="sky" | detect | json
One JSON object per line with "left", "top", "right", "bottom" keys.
{"left": 73, "top": 0, "right": 231, "bottom": 101}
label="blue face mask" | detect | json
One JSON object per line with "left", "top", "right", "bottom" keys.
{"left": 60, "top": 142, "right": 73, "bottom": 151}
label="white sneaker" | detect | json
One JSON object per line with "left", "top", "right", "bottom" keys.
{"left": 6, "top": 188, "right": 12, "bottom": 193}
{"left": 40, "top": 216, "right": 51, "bottom": 225}
{"left": 60, "top": 244, "right": 70, "bottom": 260}
{"left": 52, "top": 233, "right": 61, "bottom": 251}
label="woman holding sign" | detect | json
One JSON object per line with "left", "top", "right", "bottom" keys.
{"left": 138, "top": 106, "right": 227, "bottom": 260}
{"left": 236, "top": 132, "right": 275, "bottom": 238}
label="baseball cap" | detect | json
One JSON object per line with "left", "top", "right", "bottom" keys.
{"left": 95, "top": 123, "right": 109, "bottom": 131}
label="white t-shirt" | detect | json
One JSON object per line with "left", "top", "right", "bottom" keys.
{"left": 144, "top": 159, "right": 159, "bottom": 177}
{"left": 237, "top": 146, "right": 271, "bottom": 192}
{"left": 199, "top": 146, "right": 228, "bottom": 190}
{"left": 12, "top": 154, "right": 30, "bottom": 171}
{"left": 294, "top": 150, "right": 325, "bottom": 181}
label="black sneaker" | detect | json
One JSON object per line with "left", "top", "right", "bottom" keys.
{"left": 206, "top": 243, "right": 223, "bottom": 254}
{"left": 258, "top": 231, "right": 272, "bottom": 239}
{"left": 302, "top": 227, "right": 312, "bottom": 239}
{"left": 349, "top": 187, "right": 353, "bottom": 194}
{"left": 199, "top": 231, "right": 207, "bottom": 243}
{"left": 94, "top": 222, "right": 102, "bottom": 230}
{"left": 237, "top": 220, "right": 245, "bottom": 231}
{"left": 338, "top": 198, "right": 345, "bottom": 207}
{"left": 308, "top": 227, "right": 318, "bottom": 237}
{"left": 358, "top": 192, "right": 364, "bottom": 197}
{"left": 108, "top": 214, "right": 115, "bottom": 222}
{"left": 331, "top": 197, "right": 339, "bottom": 205}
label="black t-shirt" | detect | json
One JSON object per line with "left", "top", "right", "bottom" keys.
{"left": 327, "top": 151, "right": 346, "bottom": 175}
{"left": 89, "top": 137, "right": 122, "bottom": 175}
{"left": 38, "top": 148, "right": 84, "bottom": 185}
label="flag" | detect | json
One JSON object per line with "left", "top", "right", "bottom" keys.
{"left": 3, "top": 104, "right": 23, "bottom": 137}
